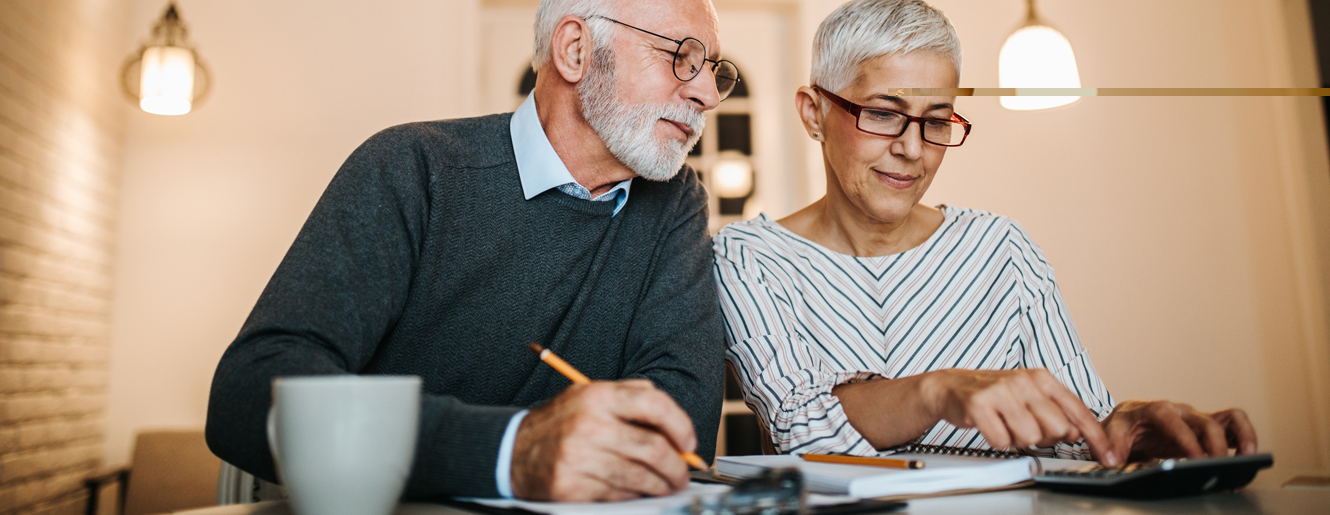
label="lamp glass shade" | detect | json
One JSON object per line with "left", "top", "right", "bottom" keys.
{"left": 712, "top": 158, "right": 753, "bottom": 199}
{"left": 998, "top": 25, "right": 1080, "bottom": 111}
{"left": 139, "top": 45, "right": 195, "bottom": 115}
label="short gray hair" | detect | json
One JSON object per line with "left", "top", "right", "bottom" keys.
{"left": 811, "top": 0, "right": 961, "bottom": 94}
{"left": 532, "top": 0, "right": 617, "bottom": 69}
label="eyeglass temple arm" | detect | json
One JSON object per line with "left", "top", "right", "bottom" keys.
{"left": 813, "top": 86, "right": 858, "bottom": 115}
{"left": 589, "top": 14, "right": 736, "bottom": 73}
{"left": 586, "top": 15, "right": 683, "bottom": 45}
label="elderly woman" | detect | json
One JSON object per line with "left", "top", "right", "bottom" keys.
{"left": 715, "top": 0, "right": 1257, "bottom": 465}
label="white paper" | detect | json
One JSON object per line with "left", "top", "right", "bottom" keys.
{"left": 459, "top": 482, "right": 861, "bottom": 515}
{"left": 459, "top": 483, "right": 731, "bottom": 515}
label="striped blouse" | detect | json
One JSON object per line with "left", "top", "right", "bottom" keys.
{"left": 713, "top": 206, "right": 1115, "bottom": 459}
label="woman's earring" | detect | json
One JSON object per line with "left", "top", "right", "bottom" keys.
{"left": 812, "top": 131, "right": 821, "bottom": 139}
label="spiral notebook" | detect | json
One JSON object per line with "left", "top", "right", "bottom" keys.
{"left": 716, "top": 444, "right": 1056, "bottom": 498}
{"left": 889, "top": 443, "right": 1088, "bottom": 473}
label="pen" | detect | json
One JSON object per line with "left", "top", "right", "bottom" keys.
{"left": 802, "top": 453, "right": 926, "bottom": 470}
{"left": 528, "top": 342, "right": 710, "bottom": 470}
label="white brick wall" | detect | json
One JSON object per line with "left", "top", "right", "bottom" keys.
{"left": 0, "top": 0, "right": 129, "bottom": 513}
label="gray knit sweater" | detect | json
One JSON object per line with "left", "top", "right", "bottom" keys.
{"left": 204, "top": 113, "right": 725, "bottom": 500}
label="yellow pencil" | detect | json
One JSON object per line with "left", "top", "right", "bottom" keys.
{"left": 529, "top": 342, "right": 592, "bottom": 384}
{"left": 528, "top": 342, "right": 709, "bottom": 470}
{"left": 802, "top": 453, "right": 926, "bottom": 470}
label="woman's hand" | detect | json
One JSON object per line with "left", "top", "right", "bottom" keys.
{"left": 921, "top": 368, "right": 1117, "bottom": 465}
{"left": 1098, "top": 400, "right": 1257, "bottom": 465}
{"left": 838, "top": 370, "right": 1259, "bottom": 468}
{"left": 835, "top": 368, "right": 1117, "bottom": 464}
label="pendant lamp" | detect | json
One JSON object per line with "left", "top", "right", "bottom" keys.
{"left": 121, "top": 2, "right": 211, "bottom": 115}
{"left": 998, "top": 0, "right": 1080, "bottom": 111}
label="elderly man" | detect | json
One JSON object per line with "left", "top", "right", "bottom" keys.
{"left": 206, "top": 0, "right": 738, "bottom": 502}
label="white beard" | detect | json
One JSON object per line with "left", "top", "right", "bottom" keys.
{"left": 578, "top": 43, "right": 706, "bottom": 182}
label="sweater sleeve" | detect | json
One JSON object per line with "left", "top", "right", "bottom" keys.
{"left": 712, "top": 235, "right": 881, "bottom": 456}
{"left": 204, "top": 126, "right": 519, "bottom": 499}
{"left": 618, "top": 169, "right": 726, "bottom": 462}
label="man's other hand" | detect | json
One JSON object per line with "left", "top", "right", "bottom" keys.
{"left": 510, "top": 379, "right": 696, "bottom": 501}
{"left": 1100, "top": 400, "right": 1257, "bottom": 465}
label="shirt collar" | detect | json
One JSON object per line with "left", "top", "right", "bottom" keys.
{"left": 510, "top": 94, "right": 632, "bottom": 214}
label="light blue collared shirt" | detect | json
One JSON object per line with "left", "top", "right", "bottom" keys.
{"left": 510, "top": 93, "right": 632, "bottom": 216}
{"left": 494, "top": 409, "right": 528, "bottom": 498}
{"left": 494, "top": 95, "right": 631, "bottom": 499}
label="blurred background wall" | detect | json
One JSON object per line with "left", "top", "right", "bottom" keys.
{"left": 0, "top": 0, "right": 130, "bottom": 512}
{"left": 103, "top": 0, "right": 477, "bottom": 492}
{"left": 2, "top": 0, "right": 1329, "bottom": 512}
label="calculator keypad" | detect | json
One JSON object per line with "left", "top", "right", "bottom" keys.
{"left": 1045, "top": 462, "right": 1149, "bottom": 479}
{"left": 1035, "top": 453, "right": 1272, "bottom": 499}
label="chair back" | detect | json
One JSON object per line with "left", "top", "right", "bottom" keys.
{"left": 123, "top": 430, "right": 220, "bottom": 515}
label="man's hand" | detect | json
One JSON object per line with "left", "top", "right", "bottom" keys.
{"left": 1099, "top": 400, "right": 1257, "bottom": 465}
{"left": 923, "top": 368, "right": 1117, "bottom": 465}
{"left": 509, "top": 379, "right": 697, "bottom": 502}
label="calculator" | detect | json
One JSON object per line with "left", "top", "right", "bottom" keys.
{"left": 1035, "top": 453, "right": 1273, "bottom": 499}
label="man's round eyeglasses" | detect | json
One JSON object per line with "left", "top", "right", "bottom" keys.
{"left": 813, "top": 86, "right": 972, "bottom": 147}
{"left": 588, "top": 15, "right": 740, "bottom": 101}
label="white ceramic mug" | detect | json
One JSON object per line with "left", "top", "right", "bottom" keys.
{"left": 268, "top": 375, "right": 420, "bottom": 515}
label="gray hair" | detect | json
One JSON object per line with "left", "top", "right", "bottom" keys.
{"left": 811, "top": 0, "right": 962, "bottom": 94}
{"left": 532, "top": 0, "right": 617, "bottom": 69}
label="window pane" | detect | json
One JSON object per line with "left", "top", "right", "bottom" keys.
{"left": 718, "top": 114, "right": 751, "bottom": 155}
{"left": 727, "top": 68, "right": 748, "bottom": 98}
{"left": 719, "top": 197, "right": 746, "bottom": 215}
{"left": 518, "top": 66, "right": 537, "bottom": 96}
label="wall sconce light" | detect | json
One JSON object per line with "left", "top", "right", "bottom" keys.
{"left": 121, "top": 2, "right": 211, "bottom": 116}
{"left": 712, "top": 152, "right": 754, "bottom": 199}
{"left": 998, "top": 0, "right": 1080, "bottom": 111}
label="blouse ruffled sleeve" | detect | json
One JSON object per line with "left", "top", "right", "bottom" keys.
{"left": 714, "top": 234, "right": 881, "bottom": 455}
{"left": 1008, "top": 221, "right": 1116, "bottom": 459}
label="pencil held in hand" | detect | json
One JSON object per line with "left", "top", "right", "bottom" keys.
{"left": 527, "top": 342, "right": 709, "bottom": 470}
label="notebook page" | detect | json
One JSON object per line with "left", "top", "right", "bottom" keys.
{"left": 1033, "top": 457, "right": 1097, "bottom": 472}
{"left": 716, "top": 454, "right": 1034, "bottom": 497}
